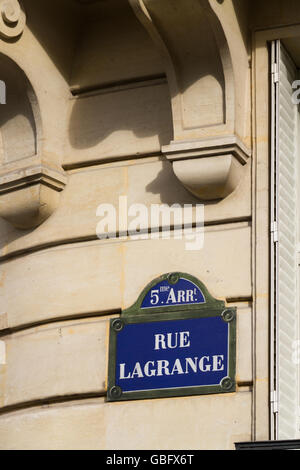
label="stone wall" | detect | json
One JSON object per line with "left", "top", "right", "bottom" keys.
{"left": 0, "top": 0, "right": 295, "bottom": 449}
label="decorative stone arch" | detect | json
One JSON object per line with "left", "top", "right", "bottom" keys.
{"left": 0, "top": 53, "right": 67, "bottom": 229}
{"left": 0, "top": 53, "right": 42, "bottom": 165}
{"left": 0, "top": 1, "right": 68, "bottom": 229}
{"left": 130, "top": 0, "right": 251, "bottom": 200}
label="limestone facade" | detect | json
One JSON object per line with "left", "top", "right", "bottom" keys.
{"left": 0, "top": 0, "right": 299, "bottom": 449}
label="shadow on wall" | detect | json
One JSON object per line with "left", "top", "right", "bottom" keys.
{"left": 0, "top": 54, "right": 37, "bottom": 164}
{"left": 22, "top": 0, "right": 81, "bottom": 84}
{"left": 143, "top": 0, "right": 226, "bottom": 130}
{"left": 0, "top": 217, "right": 34, "bottom": 250}
{"left": 68, "top": 82, "right": 173, "bottom": 151}
{"left": 146, "top": 160, "right": 199, "bottom": 205}
{"left": 146, "top": 160, "right": 222, "bottom": 205}
{"left": 232, "top": 0, "right": 250, "bottom": 54}
{"left": 67, "top": 0, "right": 174, "bottom": 153}
{"left": 24, "top": 0, "right": 227, "bottom": 155}
{"left": 22, "top": 0, "right": 173, "bottom": 153}
{"left": 65, "top": 0, "right": 228, "bottom": 155}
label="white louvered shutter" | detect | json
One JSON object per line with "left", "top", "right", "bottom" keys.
{"left": 271, "top": 40, "right": 300, "bottom": 440}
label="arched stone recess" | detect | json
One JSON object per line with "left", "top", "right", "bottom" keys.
{"left": 0, "top": 1, "right": 68, "bottom": 229}
{"left": 130, "top": 0, "right": 251, "bottom": 200}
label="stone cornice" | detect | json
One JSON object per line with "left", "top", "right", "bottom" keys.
{"left": 162, "top": 137, "right": 251, "bottom": 200}
{"left": 0, "top": 163, "right": 67, "bottom": 229}
{"left": 162, "top": 136, "right": 251, "bottom": 165}
{"left": 0, "top": 165, "right": 67, "bottom": 195}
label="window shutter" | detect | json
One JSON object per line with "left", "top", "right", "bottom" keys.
{"left": 271, "top": 40, "right": 300, "bottom": 439}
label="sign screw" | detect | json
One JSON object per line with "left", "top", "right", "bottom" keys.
{"left": 220, "top": 377, "right": 234, "bottom": 390}
{"left": 221, "top": 309, "right": 235, "bottom": 323}
{"left": 109, "top": 386, "right": 122, "bottom": 399}
{"left": 112, "top": 319, "right": 124, "bottom": 332}
{"left": 168, "top": 273, "right": 179, "bottom": 285}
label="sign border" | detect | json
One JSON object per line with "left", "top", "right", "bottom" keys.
{"left": 122, "top": 272, "right": 223, "bottom": 316}
{"left": 107, "top": 272, "right": 236, "bottom": 402}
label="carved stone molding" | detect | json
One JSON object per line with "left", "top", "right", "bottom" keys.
{"left": 0, "top": 52, "right": 68, "bottom": 229}
{"left": 130, "top": 0, "right": 252, "bottom": 200}
{"left": 0, "top": 0, "right": 26, "bottom": 39}
{"left": 130, "top": 0, "right": 236, "bottom": 140}
{"left": 162, "top": 136, "right": 251, "bottom": 200}
{"left": 0, "top": 165, "right": 67, "bottom": 229}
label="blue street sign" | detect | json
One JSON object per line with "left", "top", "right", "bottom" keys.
{"left": 115, "top": 316, "right": 229, "bottom": 393}
{"left": 107, "top": 272, "right": 236, "bottom": 401}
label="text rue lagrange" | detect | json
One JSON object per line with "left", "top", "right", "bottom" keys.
{"left": 118, "top": 330, "right": 225, "bottom": 380}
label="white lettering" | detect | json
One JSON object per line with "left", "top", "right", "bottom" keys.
{"left": 170, "top": 358, "right": 184, "bottom": 375}
{"left": 212, "top": 355, "right": 224, "bottom": 371}
{"left": 167, "top": 332, "right": 178, "bottom": 349}
{"left": 185, "top": 357, "right": 198, "bottom": 373}
{"left": 179, "top": 331, "right": 190, "bottom": 348}
{"left": 154, "top": 331, "right": 191, "bottom": 350}
{"left": 177, "top": 290, "right": 185, "bottom": 303}
{"left": 185, "top": 290, "right": 194, "bottom": 302}
{"left": 166, "top": 288, "right": 176, "bottom": 304}
{"left": 118, "top": 354, "right": 226, "bottom": 380}
{"left": 119, "top": 363, "right": 131, "bottom": 379}
{"left": 157, "top": 360, "right": 170, "bottom": 376}
{"left": 199, "top": 356, "right": 211, "bottom": 372}
{"left": 144, "top": 361, "right": 156, "bottom": 377}
{"left": 150, "top": 289, "right": 159, "bottom": 305}
{"left": 131, "top": 362, "right": 144, "bottom": 378}
{"left": 154, "top": 334, "right": 166, "bottom": 350}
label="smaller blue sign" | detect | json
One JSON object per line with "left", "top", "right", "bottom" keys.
{"left": 141, "top": 277, "right": 205, "bottom": 309}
